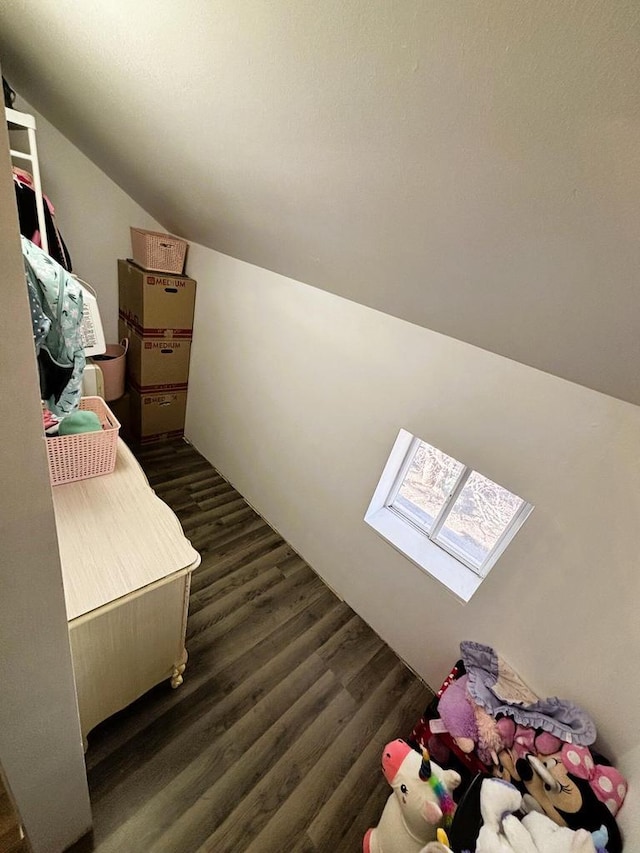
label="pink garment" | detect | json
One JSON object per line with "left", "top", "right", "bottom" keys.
{"left": 12, "top": 167, "right": 62, "bottom": 254}
{"left": 13, "top": 166, "right": 56, "bottom": 216}
{"left": 42, "top": 405, "right": 59, "bottom": 430}
{"left": 560, "top": 743, "right": 627, "bottom": 816}
{"left": 512, "top": 724, "right": 562, "bottom": 759}
{"left": 496, "top": 717, "right": 516, "bottom": 749}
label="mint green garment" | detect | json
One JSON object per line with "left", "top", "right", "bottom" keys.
{"left": 58, "top": 410, "right": 102, "bottom": 435}
{"left": 22, "top": 236, "right": 85, "bottom": 416}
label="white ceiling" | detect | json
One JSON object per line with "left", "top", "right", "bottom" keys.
{"left": 2, "top": 0, "right": 639, "bottom": 403}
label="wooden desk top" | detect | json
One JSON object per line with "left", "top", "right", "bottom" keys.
{"left": 52, "top": 440, "right": 200, "bottom": 621}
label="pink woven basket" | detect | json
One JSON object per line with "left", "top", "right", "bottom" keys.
{"left": 130, "top": 227, "right": 188, "bottom": 274}
{"left": 46, "top": 397, "right": 120, "bottom": 486}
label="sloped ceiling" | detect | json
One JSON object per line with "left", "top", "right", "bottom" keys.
{"left": 2, "top": 1, "right": 640, "bottom": 404}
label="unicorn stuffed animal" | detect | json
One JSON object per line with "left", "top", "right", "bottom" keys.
{"left": 363, "top": 740, "right": 461, "bottom": 853}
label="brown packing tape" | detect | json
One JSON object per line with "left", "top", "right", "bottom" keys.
{"left": 118, "top": 310, "right": 193, "bottom": 339}
{"left": 129, "top": 382, "right": 189, "bottom": 393}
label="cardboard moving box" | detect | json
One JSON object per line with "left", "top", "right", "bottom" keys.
{"left": 118, "top": 259, "right": 196, "bottom": 338}
{"left": 130, "top": 388, "right": 188, "bottom": 444}
{"left": 119, "top": 318, "right": 191, "bottom": 392}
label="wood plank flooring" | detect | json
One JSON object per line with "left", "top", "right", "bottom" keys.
{"left": 85, "top": 439, "right": 432, "bottom": 853}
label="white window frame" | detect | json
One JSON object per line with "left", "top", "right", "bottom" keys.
{"left": 364, "top": 430, "right": 533, "bottom": 603}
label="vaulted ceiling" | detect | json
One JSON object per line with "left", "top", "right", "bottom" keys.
{"left": 2, "top": 1, "right": 639, "bottom": 404}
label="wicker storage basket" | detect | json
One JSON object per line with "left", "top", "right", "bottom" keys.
{"left": 46, "top": 397, "right": 120, "bottom": 486}
{"left": 130, "top": 227, "right": 188, "bottom": 274}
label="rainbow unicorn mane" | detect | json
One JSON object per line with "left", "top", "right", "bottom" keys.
{"left": 428, "top": 774, "right": 456, "bottom": 829}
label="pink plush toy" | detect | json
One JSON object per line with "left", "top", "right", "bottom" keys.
{"left": 363, "top": 740, "right": 461, "bottom": 853}
{"left": 560, "top": 744, "right": 627, "bottom": 815}
{"left": 435, "top": 675, "right": 512, "bottom": 766}
{"left": 512, "top": 724, "right": 562, "bottom": 760}
{"left": 436, "top": 676, "right": 478, "bottom": 755}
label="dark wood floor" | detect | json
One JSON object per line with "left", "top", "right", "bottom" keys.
{"left": 85, "top": 439, "right": 432, "bottom": 853}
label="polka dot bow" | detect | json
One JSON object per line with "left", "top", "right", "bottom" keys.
{"left": 561, "top": 744, "right": 627, "bottom": 815}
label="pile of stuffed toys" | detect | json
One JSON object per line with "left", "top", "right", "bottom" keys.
{"left": 364, "top": 641, "right": 627, "bottom": 853}
{"left": 474, "top": 777, "right": 610, "bottom": 853}
{"left": 363, "top": 742, "right": 610, "bottom": 853}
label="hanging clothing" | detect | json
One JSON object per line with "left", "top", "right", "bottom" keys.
{"left": 38, "top": 346, "right": 74, "bottom": 403}
{"left": 13, "top": 167, "right": 72, "bottom": 271}
{"left": 26, "top": 273, "right": 50, "bottom": 348}
{"left": 22, "top": 236, "right": 85, "bottom": 416}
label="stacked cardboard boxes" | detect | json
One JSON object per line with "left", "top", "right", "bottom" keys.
{"left": 117, "top": 259, "right": 197, "bottom": 443}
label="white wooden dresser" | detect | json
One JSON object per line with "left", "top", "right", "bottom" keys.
{"left": 51, "top": 439, "right": 200, "bottom": 744}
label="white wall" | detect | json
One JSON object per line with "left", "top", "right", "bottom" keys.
{"left": 184, "top": 243, "right": 640, "bottom": 844}
{"left": 0, "top": 105, "right": 92, "bottom": 851}
{"left": 14, "top": 97, "right": 162, "bottom": 343}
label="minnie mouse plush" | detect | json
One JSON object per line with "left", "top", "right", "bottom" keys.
{"left": 493, "top": 747, "right": 623, "bottom": 853}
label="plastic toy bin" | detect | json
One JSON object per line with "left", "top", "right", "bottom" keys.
{"left": 46, "top": 397, "right": 120, "bottom": 486}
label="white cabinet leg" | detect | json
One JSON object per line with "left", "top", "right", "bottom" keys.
{"left": 170, "top": 649, "right": 188, "bottom": 689}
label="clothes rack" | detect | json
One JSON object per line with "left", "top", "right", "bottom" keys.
{"left": 6, "top": 106, "right": 49, "bottom": 254}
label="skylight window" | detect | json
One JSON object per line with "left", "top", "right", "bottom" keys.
{"left": 365, "top": 430, "right": 533, "bottom": 601}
